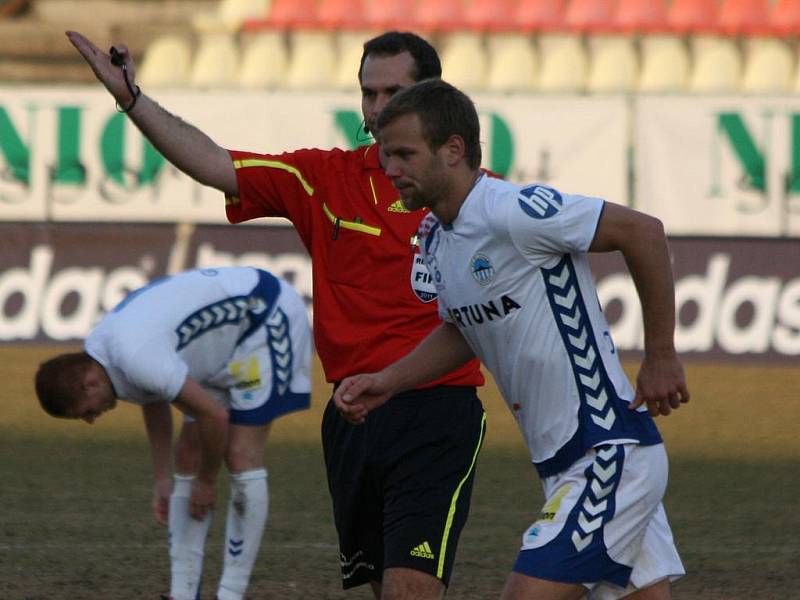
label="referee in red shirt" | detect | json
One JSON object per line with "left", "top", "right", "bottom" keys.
{"left": 67, "top": 30, "right": 486, "bottom": 600}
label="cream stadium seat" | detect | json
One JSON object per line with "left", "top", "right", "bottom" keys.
{"left": 284, "top": 30, "right": 337, "bottom": 89}
{"left": 638, "top": 34, "right": 690, "bottom": 92}
{"left": 440, "top": 31, "right": 488, "bottom": 91}
{"left": 193, "top": 0, "right": 271, "bottom": 32}
{"left": 741, "top": 37, "right": 794, "bottom": 93}
{"left": 138, "top": 35, "right": 193, "bottom": 87}
{"left": 238, "top": 29, "right": 289, "bottom": 89}
{"left": 537, "top": 33, "right": 588, "bottom": 92}
{"left": 587, "top": 34, "right": 638, "bottom": 92}
{"left": 485, "top": 32, "right": 538, "bottom": 92}
{"left": 689, "top": 35, "right": 742, "bottom": 93}
{"left": 334, "top": 30, "right": 376, "bottom": 90}
{"left": 189, "top": 31, "right": 240, "bottom": 88}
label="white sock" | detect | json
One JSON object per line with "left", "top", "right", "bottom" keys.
{"left": 169, "top": 474, "right": 212, "bottom": 600}
{"left": 216, "top": 468, "right": 269, "bottom": 600}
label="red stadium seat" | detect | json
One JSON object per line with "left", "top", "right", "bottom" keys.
{"left": 718, "top": 0, "right": 771, "bottom": 35}
{"left": 564, "top": 0, "right": 615, "bottom": 32}
{"left": 771, "top": 0, "right": 800, "bottom": 36}
{"left": 367, "top": 0, "right": 417, "bottom": 29}
{"left": 667, "top": 0, "right": 719, "bottom": 33}
{"left": 252, "top": 0, "right": 320, "bottom": 28}
{"left": 614, "top": 0, "right": 669, "bottom": 33}
{"left": 463, "top": 0, "right": 519, "bottom": 31}
{"left": 318, "top": 0, "right": 369, "bottom": 29}
{"left": 416, "top": 0, "right": 466, "bottom": 32}
{"left": 516, "top": 0, "right": 567, "bottom": 31}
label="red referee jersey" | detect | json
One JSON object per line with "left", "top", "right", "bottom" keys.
{"left": 225, "top": 144, "right": 484, "bottom": 387}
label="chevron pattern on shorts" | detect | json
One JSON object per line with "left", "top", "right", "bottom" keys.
{"left": 543, "top": 256, "right": 617, "bottom": 432}
{"left": 571, "top": 445, "right": 622, "bottom": 552}
{"left": 266, "top": 308, "right": 292, "bottom": 396}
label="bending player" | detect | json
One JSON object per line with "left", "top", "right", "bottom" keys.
{"left": 336, "top": 80, "right": 690, "bottom": 599}
{"left": 35, "top": 266, "right": 312, "bottom": 600}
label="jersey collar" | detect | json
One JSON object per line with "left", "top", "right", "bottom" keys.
{"left": 362, "top": 144, "right": 382, "bottom": 170}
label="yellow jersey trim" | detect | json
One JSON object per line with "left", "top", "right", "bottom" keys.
{"left": 322, "top": 202, "right": 382, "bottom": 237}
{"left": 437, "top": 411, "right": 487, "bottom": 579}
{"left": 233, "top": 158, "right": 315, "bottom": 196}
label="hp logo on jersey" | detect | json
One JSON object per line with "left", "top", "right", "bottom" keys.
{"left": 470, "top": 254, "right": 495, "bottom": 285}
{"left": 518, "top": 185, "right": 562, "bottom": 219}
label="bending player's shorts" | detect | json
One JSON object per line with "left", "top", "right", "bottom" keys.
{"left": 188, "top": 278, "right": 312, "bottom": 427}
{"left": 513, "top": 443, "right": 684, "bottom": 599}
{"left": 321, "top": 386, "right": 486, "bottom": 589}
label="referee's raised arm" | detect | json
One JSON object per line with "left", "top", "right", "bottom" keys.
{"left": 66, "top": 31, "right": 238, "bottom": 198}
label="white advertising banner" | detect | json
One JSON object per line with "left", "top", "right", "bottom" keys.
{"left": 0, "top": 87, "right": 628, "bottom": 223}
{"left": 635, "top": 95, "right": 800, "bottom": 237}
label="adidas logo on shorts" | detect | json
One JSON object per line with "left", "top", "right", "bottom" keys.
{"left": 410, "top": 541, "right": 435, "bottom": 559}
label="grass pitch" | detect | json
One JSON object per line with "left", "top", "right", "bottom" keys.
{"left": 1, "top": 345, "right": 798, "bottom": 599}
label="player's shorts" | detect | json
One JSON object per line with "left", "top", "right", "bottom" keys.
{"left": 187, "top": 279, "right": 312, "bottom": 427}
{"left": 321, "top": 386, "right": 486, "bottom": 589}
{"left": 513, "top": 443, "right": 684, "bottom": 599}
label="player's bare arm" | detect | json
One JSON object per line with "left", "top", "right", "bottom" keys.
{"left": 172, "top": 378, "right": 228, "bottom": 519}
{"left": 142, "top": 402, "right": 174, "bottom": 526}
{"left": 335, "top": 322, "right": 476, "bottom": 424}
{"left": 590, "top": 202, "right": 690, "bottom": 416}
{"left": 65, "top": 31, "right": 238, "bottom": 197}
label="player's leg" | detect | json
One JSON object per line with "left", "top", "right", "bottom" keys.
{"left": 501, "top": 572, "right": 586, "bottom": 600}
{"left": 168, "top": 420, "right": 213, "bottom": 600}
{"left": 216, "top": 423, "right": 270, "bottom": 600}
{"left": 378, "top": 387, "right": 486, "bottom": 600}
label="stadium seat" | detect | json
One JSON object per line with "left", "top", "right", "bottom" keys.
{"left": 718, "top": 0, "right": 771, "bottom": 35}
{"left": 439, "top": 31, "right": 488, "bottom": 90}
{"left": 485, "top": 33, "right": 538, "bottom": 91}
{"left": 638, "top": 35, "right": 690, "bottom": 92}
{"left": 564, "top": 0, "right": 615, "bottom": 32}
{"left": 266, "top": 0, "right": 319, "bottom": 28}
{"left": 284, "top": 30, "right": 337, "bottom": 89}
{"left": 334, "top": 30, "right": 373, "bottom": 90}
{"left": 771, "top": 0, "right": 800, "bottom": 36}
{"left": 463, "top": 0, "right": 518, "bottom": 31}
{"left": 516, "top": 0, "right": 566, "bottom": 31}
{"left": 689, "top": 35, "right": 742, "bottom": 92}
{"left": 416, "top": 0, "right": 466, "bottom": 32}
{"left": 238, "top": 29, "right": 288, "bottom": 88}
{"left": 537, "top": 32, "right": 588, "bottom": 91}
{"left": 189, "top": 32, "right": 240, "bottom": 88}
{"left": 367, "top": 0, "right": 416, "bottom": 29}
{"left": 668, "top": 0, "right": 719, "bottom": 33}
{"left": 318, "top": 0, "right": 369, "bottom": 29}
{"left": 587, "top": 35, "right": 638, "bottom": 92}
{"left": 138, "top": 35, "right": 192, "bottom": 87}
{"left": 218, "top": 0, "right": 271, "bottom": 27}
{"left": 741, "top": 37, "right": 793, "bottom": 93}
{"left": 614, "top": 0, "right": 668, "bottom": 32}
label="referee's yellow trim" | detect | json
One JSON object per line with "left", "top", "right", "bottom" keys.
{"left": 322, "top": 202, "right": 382, "bottom": 236}
{"left": 233, "top": 158, "right": 315, "bottom": 196}
{"left": 437, "top": 411, "right": 487, "bottom": 579}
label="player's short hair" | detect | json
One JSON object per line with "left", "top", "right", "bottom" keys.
{"left": 377, "top": 79, "right": 482, "bottom": 170}
{"left": 35, "top": 352, "right": 93, "bottom": 418}
{"left": 358, "top": 31, "right": 441, "bottom": 84}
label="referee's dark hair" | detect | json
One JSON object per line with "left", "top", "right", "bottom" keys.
{"left": 358, "top": 31, "right": 442, "bottom": 84}
{"left": 377, "top": 79, "right": 482, "bottom": 170}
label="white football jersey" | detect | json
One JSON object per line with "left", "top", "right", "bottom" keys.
{"left": 85, "top": 267, "right": 310, "bottom": 407}
{"left": 419, "top": 176, "right": 661, "bottom": 477}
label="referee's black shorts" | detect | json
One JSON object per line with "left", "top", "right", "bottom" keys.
{"left": 321, "top": 385, "right": 486, "bottom": 589}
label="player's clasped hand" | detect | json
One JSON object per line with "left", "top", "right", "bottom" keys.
{"left": 629, "top": 352, "right": 691, "bottom": 417}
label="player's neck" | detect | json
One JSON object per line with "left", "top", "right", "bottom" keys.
{"left": 435, "top": 169, "right": 482, "bottom": 226}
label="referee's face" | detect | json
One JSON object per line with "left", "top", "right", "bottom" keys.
{"left": 361, "top": 52, "right": 417, "bottom": 138}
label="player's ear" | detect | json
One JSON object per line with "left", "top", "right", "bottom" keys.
{"left": 441, "top": 134, "right": 466, "bottom": 167}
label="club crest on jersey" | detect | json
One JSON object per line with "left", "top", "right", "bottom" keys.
{"left": 410, "top": 253, "right": 437, "bottom": 303}
{"left": 518, "top": 185, "right": 562, "bottom": 219}
{"left": 470, "top": 254, "right": 495, "bottom": 285}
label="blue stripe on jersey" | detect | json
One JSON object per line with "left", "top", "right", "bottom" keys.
{"left": 513, "top": 445, "right": 631, "bottom": 586}
{"left": 537, "top": 255, "right": 660, "bottom": 478}
{"left": 174, "top": 270, "right": 280, "bottom": 351}
{"left": 229, "top": 306, "right": 311, "bottom": 425}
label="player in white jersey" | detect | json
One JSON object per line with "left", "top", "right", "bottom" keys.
{"left": 334, "top": 80, "right": 690, "bottom": 599}
{"left": 35, "top": 266, "right": 312, "bottom": 600}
